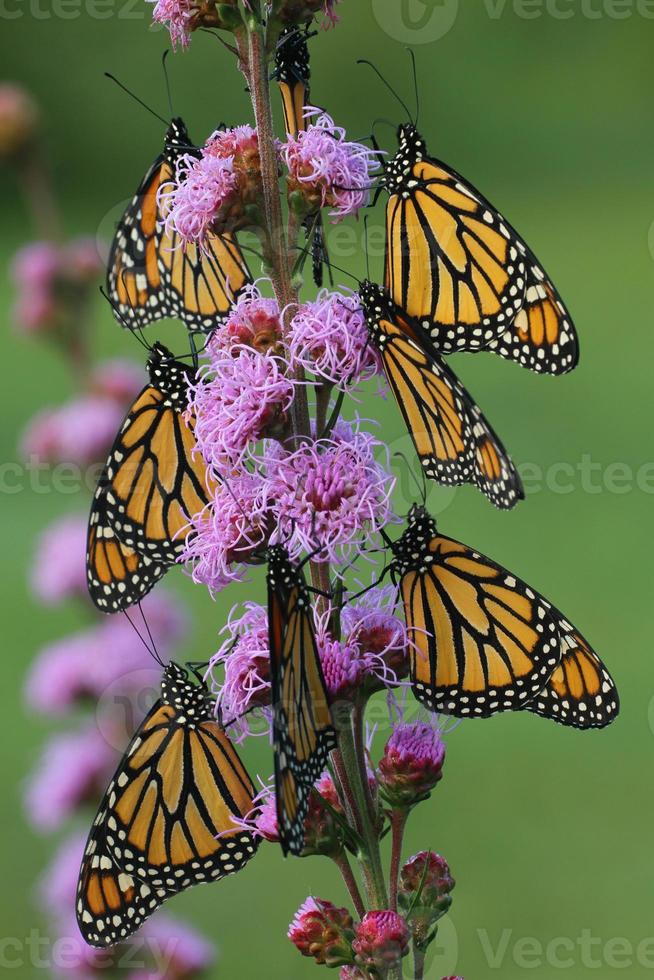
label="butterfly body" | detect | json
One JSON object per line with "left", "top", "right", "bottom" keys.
{"left": 383, "top": 124, "right": 578, "bottom": 375}
{"left": 267, "top": 546, "right": 337, "bottom": 855}
{"left": 77, "top": 662, "right": 259, "bottom": 947}
{"left": 87, "top": 344, "right": 213, "bottom": 612}
{"left": 360, "top": 280, "right": 523, "bottom": 510}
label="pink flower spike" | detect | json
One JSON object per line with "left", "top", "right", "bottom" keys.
{"left": 283, "top": 108, "right": 380, "bottom": 220}
{"left": 224, "top": 779, "right": 280, "bottom": 844}
{"left": 24, "top": 725, "right": 116, "bottom": 833}
{"left": 11, "top": 241, "right": 59, "bottom": 288}
{"left": 21, "top": 396, "right": 124, "bottom": 467}
{"left": 342, "top": 585, "right": 409, "bottom": 681}
{"left": 160, "top": 152, "right": 239, "bottom": 248}
{"left": 289, "top": 898, "right": 355, "bottom": 967}
{"left": 378, "top": 721, "right": 446, "bottom": 809}
{"left": 191, "top": 349, "right": 295, "bottom": 468}
{"left": 182, "top": 472, "right": 271, "bottom": 593}
{"left": 263, "top": 422, "right": 395, "bottom": 565}
{"left": 31, "top": 514, "right": 87, "bottom": 605}
{"left": 25, "top": 591, "right": 187, "bottom": 714}
{"left": 289, "top": 289, "right": 381, "bottom": 390}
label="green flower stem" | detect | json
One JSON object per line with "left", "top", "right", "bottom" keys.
{"left": 244, "top": 23, "right": 310, "bottom": 439}
{"left": 388, "top": 809, "right": 408, "bottom": 912}
{"left": 413, "top": 946, "right": 426, "bottom": 980}
{"left": 333, "top": 852, "right": 366, "bottom": 919}
{"left": 244, "top": 18, "right": 333, "bottom": 605}
{"left": 337, "top": 707, "right": 388, "bottom": 910}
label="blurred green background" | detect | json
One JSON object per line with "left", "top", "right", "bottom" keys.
{"left": 1, "top": 2, "right": 653, "bottom": 978}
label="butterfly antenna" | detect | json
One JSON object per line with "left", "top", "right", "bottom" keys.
{"left": 104, "top": 73, "right": 169, "bottom": 127}
{"left": 320, "top": 259, "right": 359, "bottom": 287}
{"left": 364, "top": 215, "right": 371, "bottom": 279}
{"left": 406, "top": 48, "right": 420, "bottom": 126}
{"left": 393, "top": 451, "right": 427, "bottom": 506}
{"left": 357, "top": 59, "right": 413, "bottom": 123}
{"left": 162, "top": 50, "right": 174, "bottom": 118}
{"left": 99, "top": 285, "right": 152, "bottom": 355}
{"left": 122, "top": 607, "right": 165, "bottom": 667}
{"left": 137, "top": 602, "right": 165, "bottom": 666}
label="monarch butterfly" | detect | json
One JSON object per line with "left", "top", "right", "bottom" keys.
{"left": 107, "top": 117, "right": 251, "bottom": 334}
{"left": 524, "top": 620, "right": 619, "bottom": 729}
{"left": 87, "top": 342, "right": 214, "bottom": 613}
{"left": 274, "top": 25, "right": 311, "bottom": 139}
{"left": 390, "top": 506, "right": 614, "bottom": 718}
{"left": 383, "top": 124, "right": 579, "bottom": 375}
{"left": 274, "top": 26, "right": 329, "bottom": 288}
{"left": 77, "top": 662, "right": 259, "bottom": 947}
{"left": 360, "top": 280, "right": 523, "bottom": 510}
{"left": 267, "top": 546, "right": 337, "bottom": 856}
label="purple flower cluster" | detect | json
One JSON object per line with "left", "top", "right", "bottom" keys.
{"left": 207, "top": 589, "right": 407, "bottom": 734}
{"left": 184, "top": 284, "right": 396, "bottom": 591}
{"left": 160, "top": 125, "right": 262, "bottom": 247}
{"left": 283, "top": 108, "right": 379, "bottom": 220}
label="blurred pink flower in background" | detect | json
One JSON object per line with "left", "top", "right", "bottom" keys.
{"left": 25, "top": 725, "right": 117, "bottom": 832}
{"left": 31, "top": 515, "right": 88, "bottom": 605}
{"left": 89, "top": 358, "right": 144, "bottom": 404}
{"left": 21, "top": 396, "right": 123, "bottom": 467}
{"left": 25, "top": 591, "right": 187, "bottom": 714}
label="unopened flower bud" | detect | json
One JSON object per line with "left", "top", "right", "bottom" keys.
{"left": 399, "top": 852, "right": 455, "bottom": 951}
{"left": 378, "top": 723, "right": 445, "bottom": 809}
{"left": 0, "top": 84, "right": 39, "bottom": 159}
{"left": 353, "top": 911, "right": 410, "bottom": 976}
{"left": 288, "top": 898, "right": 355, "bottom": 968}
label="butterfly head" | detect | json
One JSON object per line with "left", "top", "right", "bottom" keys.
{"left": 147, "top": 343, "right": 193, "bottom": 408}
{"left": 267, "top": 544, "right": 296, "bottom": 587}
{"left": 161, "top": 661, "right": 211, "bottom": 719}
{"left": 390, "top": 505, "right": 438, "bottom": 574}
{"left": 164, "top": 117, "right": 194, "bottom": 164}
{"left": 384, "top": 124, "right": 427, "bottom": 193}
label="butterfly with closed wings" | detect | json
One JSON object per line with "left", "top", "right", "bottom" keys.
{"left": 87, "top": 342, "right": 214, "bottom": 613}
{"left": 273, "top": 26, "right": 330, "bottom": 288}
{"left": 382, "top": 121, "right": 579, "bottom": 376}
{"left": 267, "top": 546, "right": 337, "bottom": 856}
{"left": 388, "top": 505, "right": 618, "bottom": 728}
{"left": 107, "top": 116, "right": 251, "bottom": 334}
{"left": 77, "top": 661, "right": 259, "bottom": 947}
{"left": 360, "top": 280, "right": 523, "bottom": 510}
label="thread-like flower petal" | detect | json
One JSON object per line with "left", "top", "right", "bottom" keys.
{"left": 289, "top": 289, "right": 381, "bottom": 389}
{"left": 282, "top": 108, "right": 379, "bottom": 220}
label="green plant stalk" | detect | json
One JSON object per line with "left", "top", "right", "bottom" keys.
{"left": 337, "top": 706, "right": 388, "bottom": 910}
